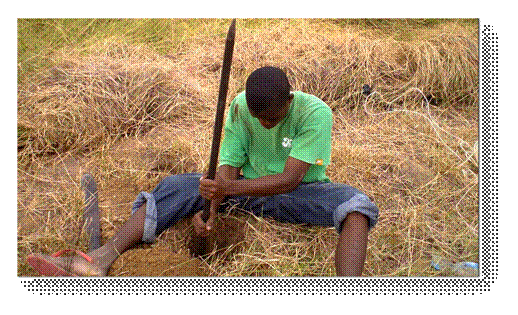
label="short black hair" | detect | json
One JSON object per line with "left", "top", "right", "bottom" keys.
{"left": 245, "top": 66, "right": 291, "bottom": 114}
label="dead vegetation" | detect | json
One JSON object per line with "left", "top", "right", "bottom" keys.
{"left": 18, "top": 19, "right": 478, "bottom": 277}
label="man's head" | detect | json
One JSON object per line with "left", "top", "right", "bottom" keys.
{"left": 246, "top": 66, "right": 293, "bottom": 129}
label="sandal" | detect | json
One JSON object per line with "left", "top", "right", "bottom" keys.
{"left": 26, "top": 249, "right": 93, "bottom": 277}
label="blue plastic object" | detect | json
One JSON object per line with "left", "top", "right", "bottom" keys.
{"left": 431, "top": 254, "right": 479, "bottom": 277}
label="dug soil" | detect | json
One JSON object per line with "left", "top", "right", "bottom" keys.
{"left": 109, "top": 244, "right": 209, "bottom": 277}
{"left": 108, "top": 215, "right": 247, "bottom": 277}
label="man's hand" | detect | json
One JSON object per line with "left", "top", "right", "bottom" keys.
{"left": 199, "top": 172, "right": 231, "bottom": 200}
{"left": 194, "top": 165, "right": 239, "bottom": 237}
{"left": 191, "top": 199, "right": 222, "bottom": 237}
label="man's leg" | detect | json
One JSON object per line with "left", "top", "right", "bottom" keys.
{"left": 335, "top": 211, "right": 369, "bottom": 277}
{"left": 80, "top": 173, "right": 207, "bottom": 274}
{"left": 236, "top": 182, "right": 378, "bottom": 276}
{"left": 88, "top": 203, "right": 146, "bottom": 273}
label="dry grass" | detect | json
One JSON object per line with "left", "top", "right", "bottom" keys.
{"left": 17, "top": 18, "right": 478, "bottom": 277}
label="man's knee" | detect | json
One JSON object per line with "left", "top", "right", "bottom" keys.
{"left": 333, "top": 193, "right": 379, "bottom": 234}
{"left": 339, "top": 211, "right": 369, "bottom": 233}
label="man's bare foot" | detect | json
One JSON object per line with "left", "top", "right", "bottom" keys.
{"left": 27, "top": 252, "right": 108, "bottom": 277}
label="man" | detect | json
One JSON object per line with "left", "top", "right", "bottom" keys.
{"left": 27, "top": 66, "right": 379, "bottom": 277}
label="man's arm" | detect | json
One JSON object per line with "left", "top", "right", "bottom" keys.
{"left": 228, "top": 156, "right": 310, "bottom": 196}
{"left": 218, "top": 164, "right": 242, "bottom": 181}
{"left": 199, "top": 156, "right": 311, "bottom": 200}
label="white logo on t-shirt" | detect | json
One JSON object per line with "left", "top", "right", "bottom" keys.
{"left": 282, "top": 137, "right": 293, "bottom": 148}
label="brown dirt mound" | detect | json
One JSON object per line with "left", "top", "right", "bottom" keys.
{"left": 109, "top": 244, "right": 209, "bottom": 277}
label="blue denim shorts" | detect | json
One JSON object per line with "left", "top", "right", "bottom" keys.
{"left": 132, "top": 173, "right": 379, "bottom": 243}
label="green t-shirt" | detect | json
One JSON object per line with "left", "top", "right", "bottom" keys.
{"left": 219, "top": 91, "right": 332, "bottom": 183}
